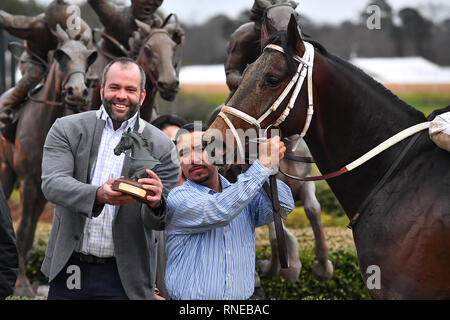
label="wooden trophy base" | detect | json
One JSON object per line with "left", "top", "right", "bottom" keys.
{"left": 112, "top": 178, "right": 154, "bottom": 204}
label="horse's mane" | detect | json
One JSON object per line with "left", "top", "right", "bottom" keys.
{"left": 266, "top": 32, "right": 425, "bottom": 119}
{"left": 132, "top": 131, "right": 152, "bottom": 151}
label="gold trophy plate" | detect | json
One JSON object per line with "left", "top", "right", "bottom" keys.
{"left": 112, "top": 178, "right": 155, "bottom": 204}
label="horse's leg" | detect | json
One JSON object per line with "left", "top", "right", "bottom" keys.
{"left": 256, "top": 222, "right": 281, "bottom": 277}
{"left": 279, "top": 223, "right": 302, "bottom": 282}
{"left": 14, "top": 175, "right": 47, "bottom": 297}
{"left": 301, "top": 181, "right": 333, "bottom": 282}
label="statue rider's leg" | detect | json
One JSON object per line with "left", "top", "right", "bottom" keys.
{"left": 0, "top": 56, "right": 45, "bottom": 126}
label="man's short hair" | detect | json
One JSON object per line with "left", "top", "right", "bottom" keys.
{"left": 101, "top": 57, "right": 146, "bottom": 92}
{"left": 174, "top": 122, "right": 208, "bottom": 142}
{"left": 151, "top": 114, "right": 188, "bottom": 130}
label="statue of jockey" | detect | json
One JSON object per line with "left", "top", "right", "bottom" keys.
{"left": 0, "top": 0, "right": 91, "bottom": 128}
{"left": 87, "top": 0, "right": 164, "bottom": 57}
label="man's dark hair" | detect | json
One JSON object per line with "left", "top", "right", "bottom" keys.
{"left": 174, "top": 122, "right": 208, "bottom": 142}
{"left": 151, "top": 114, "right": 188, "bottom": 130}
{"left": 101, "top": 57, "right": 146, "bottom": 92}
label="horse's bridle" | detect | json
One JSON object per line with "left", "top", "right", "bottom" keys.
{"left": 218, "top": 41, "right": 315, "bottom": 161}
{"left": 216, "top": 42, "right": 314, "bottom": 269}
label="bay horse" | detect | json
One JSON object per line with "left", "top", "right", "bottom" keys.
{"left": 224, "top": 0, "right": 333, "bottom": 284}
{"left": 206, "top": 15, "right": 450, "bottom": 299}
{"left": 87, "top": 15, "right": 184, "bottom": 122}
{"left": 0, "top": 25, "right": 97, "bottom": 296}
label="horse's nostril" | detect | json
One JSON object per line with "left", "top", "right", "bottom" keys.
{"left": 83, "top": 89, "right": 88, "bottom": 97}
{"left": 67, "top": 87, "right": 74, "bottom": 96}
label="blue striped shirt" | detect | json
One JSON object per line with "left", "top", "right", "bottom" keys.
{"left": 165, "top": 160, "right": 294, "bottom": 300}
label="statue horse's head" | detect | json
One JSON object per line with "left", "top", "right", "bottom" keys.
{"left": 130, "top": 16, "right": 184, "bottom": 101}
{"left": 114, "top": 128, "right": 135, "bottom": 156}
{"left": 256, "top": 0, "right": 300, "bottom": 45}
{"left": 52, "top": 24, "right": 97, "bottom": 112}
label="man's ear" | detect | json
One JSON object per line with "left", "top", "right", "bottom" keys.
{"left": 140, "top": 89, "right": 146, "bottom": 106}
{"left": 100, "top": 85, "right": 104, "bottom": 98}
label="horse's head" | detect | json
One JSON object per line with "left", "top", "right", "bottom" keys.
{"left": 254, "top": 0, "right": 299, "bottom": 44}
{"left": 52, "top": 24, "right": 97, "bottom": 112}
{"left": 205, "top": 14, "right": 310, "bottom": 158}
{"left": 114, "top": 128, "right": 134, "bottom": 156}
{"left": 132, "top": 17, "right": 184, "bottom": 101}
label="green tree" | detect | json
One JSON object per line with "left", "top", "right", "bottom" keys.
{"left": 398, "top": 7, "right": 433, "bottom": 58}
{"left": 0, "top": 0, "right": 45, "bottom": 16}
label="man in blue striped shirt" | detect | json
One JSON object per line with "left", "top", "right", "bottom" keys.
{"left": 165, "top": 124, "right": 295, "bottom": 300}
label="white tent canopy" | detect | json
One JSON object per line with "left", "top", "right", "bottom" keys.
{"left": 349, "top": 57, "right": 450, "bottom": 84}
{"left": 179, "top": 57, "right": 450, "bottom": 86}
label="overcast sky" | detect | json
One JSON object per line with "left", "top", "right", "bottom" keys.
{"left": 35, "top": 0, "right": 450, "bottom": 25}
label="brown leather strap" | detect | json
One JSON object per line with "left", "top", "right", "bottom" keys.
{"left": 263, "top": 176, "right": 289, "bottom": 269}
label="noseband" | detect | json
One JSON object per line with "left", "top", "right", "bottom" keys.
{"left": 218, "top": 41, "right": 315, "bottom": 161}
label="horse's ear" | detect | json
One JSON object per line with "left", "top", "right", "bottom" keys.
{"left": 287, "top": 14, "right": 302, "bottom": 50}
{"left": 256, "top": 0, "right": 271, "bottom": 10}
{"left": 289, "top": 1, "right": 299, "bottom": 9}
{"left": 135, "top": 19, "right": 151, "bottom": 36}
{"left": 53, "top": 48, "right": 70, "bottom": 66}
{"left": 54, "top": 24, "right": 70, "bottom": 43}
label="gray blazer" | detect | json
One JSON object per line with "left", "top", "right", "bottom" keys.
{"left": 40, "top": 110, "right": 179, "bottom": 300}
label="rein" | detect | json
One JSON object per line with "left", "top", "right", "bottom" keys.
{"left": 27, "top": 70, "right": 86, "bottom": 108}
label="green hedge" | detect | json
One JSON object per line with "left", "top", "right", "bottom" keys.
{"left": 256, "top": 245, "right": 370, "bottom": 300}
{"left": 25, "top": 239, "right": 47, "bottom": 285}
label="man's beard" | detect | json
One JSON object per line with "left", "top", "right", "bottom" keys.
{"left": 102, "top": 95, "right": 140, "bottom": 123}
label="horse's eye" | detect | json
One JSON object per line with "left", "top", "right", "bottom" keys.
{"left": 264, "top": 75, "right": 282, "bottom": 87}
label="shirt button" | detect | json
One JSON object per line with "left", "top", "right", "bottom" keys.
{"left": 227, "top": 274, "right": 231, "bottom": 278}
{"left": 226, "top": 250, "right": 230, "bottom": 254}
{"left": 74, "top": 235, "right": 80, "bottom": 241}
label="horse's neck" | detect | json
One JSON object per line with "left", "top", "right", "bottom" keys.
{"left": 301, "top": 53, "right": 426, "bottom": 216}
{"left": 34, "top": 62, "right": 65, "bottom": 123}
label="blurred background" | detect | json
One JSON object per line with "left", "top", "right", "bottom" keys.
{"left": 1, "top": 0, "right": 450, "bottom": 122}
{"left": 1, "top": 0, "right": 449, "bottom": 299}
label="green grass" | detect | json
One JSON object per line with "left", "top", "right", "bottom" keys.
{"left": 399, "top": 92, "right": 450, "bottom": 116}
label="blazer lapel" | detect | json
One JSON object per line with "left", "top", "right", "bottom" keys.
{"left": 87, "top": 110, "right": 106, "bottom": 183}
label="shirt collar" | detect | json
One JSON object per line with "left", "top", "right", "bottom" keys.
{"left": 185, "top": 174, "right": 232, "bottom": 194}
{"left": 100, "top": 105, "right": 139, "bottom": 132}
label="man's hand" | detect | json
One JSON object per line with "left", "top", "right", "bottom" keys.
{"left": 258, "top": 136, "right": 286, "bottom": 169}
{"left": 96, "top": 178, "right": 137, "bottom": 206}
{"left": 138, "top": 169, "right": 163, "bottom": 208}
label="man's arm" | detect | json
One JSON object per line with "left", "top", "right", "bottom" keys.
{"left": 250, "top": 179, "right": 295, "bottom": 228}
{"left": 41, "top": 118, "right": 106, "bottom": 217}
{"left": 139, "top": 142, "right": 179, "bottom": 230}
{"left": 167, "top": 160, "right": 272, "bottom": 234}
{"left": 0, "top": 11, "right": 45, "bottom": 41}
{"left": 87, "top": 0, "right": 120, "bottom": 29}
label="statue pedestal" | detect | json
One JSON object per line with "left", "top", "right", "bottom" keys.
{"left": 112, "top": 178, "right": 154, "bottom": 204}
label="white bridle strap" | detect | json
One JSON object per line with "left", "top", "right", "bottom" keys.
{"left": 218, "top": 41, "right": 315, "bottom": 157}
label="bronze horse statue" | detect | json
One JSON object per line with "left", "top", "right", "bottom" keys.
{"left": 87, "top": 15, "right": 184, "bottom": 122}
{"left": 0, "top": 25, "right": 96, "bottom": 296}
{"left": 223, "top": 0, "right": 333, "bottom": 284}
{"left": 206, "top": 15, "right": 450, "bottom": 299}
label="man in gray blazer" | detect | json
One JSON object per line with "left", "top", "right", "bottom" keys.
{"left": 41, "top": 57, "right": 179, "bottom": 299}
